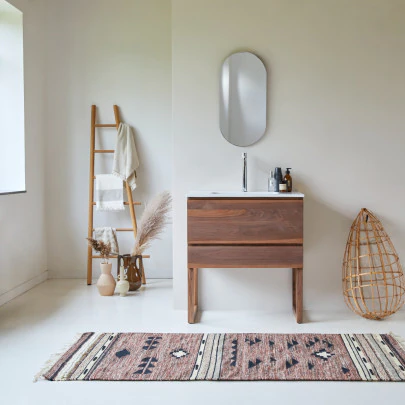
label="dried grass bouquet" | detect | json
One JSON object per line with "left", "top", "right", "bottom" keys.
{"left": 132, "top": 191, "right": 172, "bottom": 256}
{"left": 86, "top": 238, "right": 112, "bottom": 263}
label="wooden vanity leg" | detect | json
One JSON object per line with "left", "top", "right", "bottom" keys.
{"left": 188, "top": 268, "right": 198, "bottom": 323}
{"left": 292, "top": 268, "right": 296, "bottom": 313}
{"left": 292, "top": 268, "right": 303, "bottom": 324}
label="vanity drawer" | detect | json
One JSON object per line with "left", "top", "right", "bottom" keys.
{"left": 188, "top": 199, "right": 303, "bottom": 244}
{"left": 188, "top": 245, "right": 303, "bottom": 268}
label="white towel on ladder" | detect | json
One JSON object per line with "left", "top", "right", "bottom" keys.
{"left": 112, "top": 123, "right": 139, "bottom": 190}
{"left": 94, "top": 227, "right": 119, "bottom": 254}
{"left": 95, "top": 174, "right": 125, "bottom": 211}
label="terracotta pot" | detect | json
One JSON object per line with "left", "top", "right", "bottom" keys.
{"left": 117, "top": 254, "right": 142, "bottom": 291}
{"left": 96, "top": 263, "right": 116, "bottom": 296}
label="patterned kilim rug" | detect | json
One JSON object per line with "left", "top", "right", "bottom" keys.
{"left": 35, "top": 332, "right": 405, "bottom": 382}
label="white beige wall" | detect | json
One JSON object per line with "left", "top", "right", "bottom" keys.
{"left": 3, "top": 0, "right": 405, "bottom": 313}
{"left": 44, "top": 0, "right": 172, "bottom": 279}
{"left": 0, "top": 0, "right": 47, "bottom": 304}
{"left": 172, "top": 0, "right": 405, "bottom": 311}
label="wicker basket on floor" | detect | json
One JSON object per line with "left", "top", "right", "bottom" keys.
{"left": 342, "top": 208, "right": 405, "bottom": 320}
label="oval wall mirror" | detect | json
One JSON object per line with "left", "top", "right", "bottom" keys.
{"left": 219, "top": 52, "right": 267, "bottom": 147}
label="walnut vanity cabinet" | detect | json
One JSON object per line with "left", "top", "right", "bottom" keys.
{"left": 187, "top": 194, "right": 304, "bottom": 324}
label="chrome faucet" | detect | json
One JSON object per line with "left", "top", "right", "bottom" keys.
{"left": 242, "top": 152, "right": 247, "bottom": 192}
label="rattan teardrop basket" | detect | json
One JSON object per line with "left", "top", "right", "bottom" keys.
{"left": 342, "top": 208, "right": 405, "bottom": 320}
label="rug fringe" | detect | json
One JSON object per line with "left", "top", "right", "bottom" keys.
{"left": 389, "top": 331, "right": 405, "bottom": 351}
{"left": 33, "top": 333, "right": 84, "bottom": 383}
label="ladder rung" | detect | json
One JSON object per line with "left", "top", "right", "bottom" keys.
{"left": 92, "top": 202, "right": 141, "bottom": 206}
{"left": 92, "top": 255, "right": 151, "bottom": 259}
{"left": 95, "top": 124, "right": 117, "bottom": 128}
{"left": 93, "top": 228, "right": 134, "bottom": 232}
{"left": 93, "top": 177, "right": 139, "bottom": 185}
{"left": 94, "top": 149, "right": 114, "bottom": 153}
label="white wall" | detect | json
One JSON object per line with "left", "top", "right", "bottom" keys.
{"left": 0, "top": 1, "right": 25, "bottom": 192}
{"left": 172, "top": 0, "right": 405, "bottom": 311}
{"left": 3, "top": 0, "right": 404, "bottom": 314}
{"left": 0, "top": 0, "right": 47, "bottom": 303}
{"left": 44, "top": 0, "right": 172, "bottom": 279}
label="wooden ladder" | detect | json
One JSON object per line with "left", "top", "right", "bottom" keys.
{"left": 87, "top": 105, "right": 149, "bottom": 285}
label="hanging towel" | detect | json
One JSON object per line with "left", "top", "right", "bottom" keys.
{"left": 95, "top": 174, "right": 125, "bottom": 211}
{"left": 94, "top": 227, "right": 119, "bottom": 255}
{"left": 112, "top": 123, "right": 139, "bottom": 190}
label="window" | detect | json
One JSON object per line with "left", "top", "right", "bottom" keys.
{"left": 0, "top": 0, "right": 25, "bottom": 194}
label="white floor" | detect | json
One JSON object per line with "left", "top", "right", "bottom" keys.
{"left": 1, "top": 279, "right": 405, "bottom": 405}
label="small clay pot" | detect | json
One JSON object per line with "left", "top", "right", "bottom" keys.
{"left": 116, "top": 265, "right": 130, "bottom": 297}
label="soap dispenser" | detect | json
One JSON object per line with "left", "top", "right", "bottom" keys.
{"left": 284, "top": 168, "right": 292, "bottom": 192}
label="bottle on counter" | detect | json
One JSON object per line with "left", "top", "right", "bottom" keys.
{"left": 274, "top": 167, "right": 282, "bottom": 192}
{"left": 268, "top": 170, "right": 276, "bottom": 192}
{"left": 284, "top": 168, "right": 292, "bottom": 192}
{"left": 279, "top": 180, "right": 287, "bottom": 192}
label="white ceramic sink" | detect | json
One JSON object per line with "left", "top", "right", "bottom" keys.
{"left": 187, "top": 191, "right": 304, "bottom": 198}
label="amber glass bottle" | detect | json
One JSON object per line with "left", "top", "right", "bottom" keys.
{"left": 284, "top": 168, "right": 292, "bottom": 192}
{"left": 279, "top": 181, "right": 287, "bottom": 192}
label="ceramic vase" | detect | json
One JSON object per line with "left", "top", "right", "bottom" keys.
{"left": 117, "top": 254, "right": 142, "bottom": 291}
{"left": 116, "top": 265, "right": 130, "bottom": 297}
{"left": 97, "top": 263, "right": 116, "bottom": 296}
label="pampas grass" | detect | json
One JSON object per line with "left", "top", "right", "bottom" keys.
{"left": 132, "top": 191, "right": 172, "bottom": 256}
